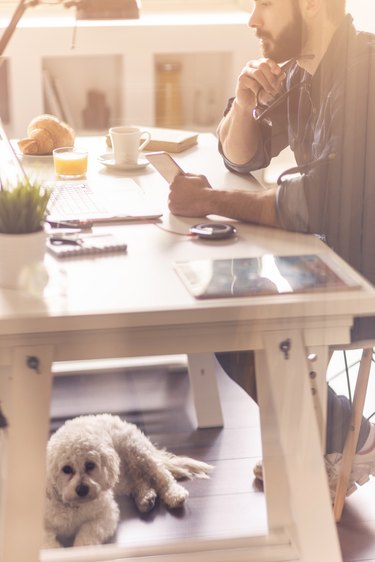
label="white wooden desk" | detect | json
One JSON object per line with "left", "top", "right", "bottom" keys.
{"left": 1, "top": 134, "right": 375, "bottom": 562}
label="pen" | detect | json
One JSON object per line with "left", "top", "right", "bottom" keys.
{"left": 49, "top": 236, "right": 82, "bottom": 246}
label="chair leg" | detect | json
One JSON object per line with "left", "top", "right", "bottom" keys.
{"left": 333, "top": 348, "right": 373, "bottom": 522}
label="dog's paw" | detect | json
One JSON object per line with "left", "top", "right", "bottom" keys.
{"left": 162, "top": 483, "right": 189, "bottom": 509}
{"left": 43, "top": 533, "right": 63, "bottom": 549}
{"left": 134, "top": 488, "right": 158, "bottom": 513}
{"left": 74, "top": 535, "right": 103, "bottom": 547}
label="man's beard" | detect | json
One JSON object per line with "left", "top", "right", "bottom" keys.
{"left": 257, "top": 5, "right": 305, "bottom": 63}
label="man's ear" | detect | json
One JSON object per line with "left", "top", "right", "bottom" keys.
{"left": 299, "top": 0, "right": 322, "bottom": 19}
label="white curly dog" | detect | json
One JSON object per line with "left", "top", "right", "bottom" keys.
{"left": 44, "top": 413, "right": 213, "bottom": 548}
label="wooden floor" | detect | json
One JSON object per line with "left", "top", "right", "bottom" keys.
{"left": 51, "top": 355, "right": 375, "bottom": 560}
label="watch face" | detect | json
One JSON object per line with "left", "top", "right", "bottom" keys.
{"left": 190, "top": 223, "right": 237, "bottom": 240}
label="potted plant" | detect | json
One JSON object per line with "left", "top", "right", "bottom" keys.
{"left": 0, "top": 178, "right": 51, "bottom": 290}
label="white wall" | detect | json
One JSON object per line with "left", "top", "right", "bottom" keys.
{"left": 347, "top": 0, "right": 375, "bottom": 32}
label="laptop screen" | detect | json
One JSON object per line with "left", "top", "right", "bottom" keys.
{"left": 0, "top": 119, "right": 28, "bottom": 188}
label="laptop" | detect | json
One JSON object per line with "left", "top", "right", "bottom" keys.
{"left": 0, "top": 121, "right": 163, "bottom": 224}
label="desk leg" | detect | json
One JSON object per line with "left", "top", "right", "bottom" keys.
{"left": 255, "top": 330, "right": 342, "bottom": 562}
{"left": 307, "top": 345, "right": 329, "bottom": 453}
{"left": 187, "top": 353, "right": 223, "bottom": 428}
{"left": 0, "top": 344, "right": 54, "bottom": 562}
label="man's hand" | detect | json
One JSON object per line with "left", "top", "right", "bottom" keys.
{"left": 217, "top": 57, "right": 286, "bottom": 167}
{"left": 235, "top": 57, "right": 286, "bottom": 110}
{"left": 168, "top": 173, "right": 213, "bottom": 217}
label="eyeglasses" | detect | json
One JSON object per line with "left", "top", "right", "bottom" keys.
{"left": 252, "top": 79, "right": 309, "bottom": 123}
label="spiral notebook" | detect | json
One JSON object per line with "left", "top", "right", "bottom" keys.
{"left": 47, "top": 233, "right": 127, "bottom": 258}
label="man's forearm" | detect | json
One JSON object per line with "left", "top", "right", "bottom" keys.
{"left": 217, "top": 99, "right": 261, "bottom": 166}
{"left": 207, "top": 186, "right": 281, "bottom": 229}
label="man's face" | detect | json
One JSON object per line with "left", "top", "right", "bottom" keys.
{"left": 249, "top": 0, "right": 305, "bottom": 63}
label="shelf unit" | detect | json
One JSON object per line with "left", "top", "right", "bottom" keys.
{"left": 0, "top": 12, "right": 259, "bottom": 138}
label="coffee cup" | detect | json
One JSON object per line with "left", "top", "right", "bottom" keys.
{"left": 109, "top": 126, "right": 151, "bottom": 165}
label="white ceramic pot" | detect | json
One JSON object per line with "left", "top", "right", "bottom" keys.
{"left": 0, "top": 230, "right": 47, "bottom": 290}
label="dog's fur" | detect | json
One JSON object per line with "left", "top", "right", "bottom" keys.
{"left": 44, "top": 413, "right": 213, "bottom": 548}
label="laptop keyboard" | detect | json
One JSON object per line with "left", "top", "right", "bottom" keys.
{"left": 48, "top": 183, "right": 106, "bottom": 216}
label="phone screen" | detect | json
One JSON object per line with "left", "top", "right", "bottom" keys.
{"left": 145, "top": 152, "right": 184, "bottom": 183}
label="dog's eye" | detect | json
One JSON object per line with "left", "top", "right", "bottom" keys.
{"left": 85, "top": 461, "right": 96, "bottom": 472}
{"left": 62, "top": 465, "right": 74, "bottom": 475}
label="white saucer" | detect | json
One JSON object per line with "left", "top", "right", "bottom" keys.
{"left": 16, "top": 151, "right": 53, "bottom": 160}
{"left": 98, "top": 153, "right": 150, "bottom": 171}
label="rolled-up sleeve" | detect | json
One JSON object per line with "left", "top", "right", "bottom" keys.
{"left": 218, "top": 135, "right": 271, "bottom": 174}
{"left": 276, "top": 176, "right": 309, "bottom": 232}
{"left": 218, "top": 96, "right": 289, "bottom": 174}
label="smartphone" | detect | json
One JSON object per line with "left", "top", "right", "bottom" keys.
{"left": 145, "top": 151, "right": 184, "bottom": 183}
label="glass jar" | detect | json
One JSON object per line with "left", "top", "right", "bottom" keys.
{"left": 155, "top": 61, "right": 184, "bottom": 128}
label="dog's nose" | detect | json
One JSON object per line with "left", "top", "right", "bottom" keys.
{"left": 75, "top": 484, "right": 90, "bottom": 498}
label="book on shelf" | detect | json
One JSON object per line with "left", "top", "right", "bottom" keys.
{"left": 43, "top": 69, "right": 63, "bottom": 121}
{"left": 51, "top": 75, "right": 75, "bottom": 127}
{"left": 42, "top": 70, "right": 75, "bottom": 127}
{"left": 174, "top": 254, "right": 360, "bottom": 299}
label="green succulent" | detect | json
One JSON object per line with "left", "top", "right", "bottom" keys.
{"left": 0, "top": 179, "right": 51, "bottom": 234}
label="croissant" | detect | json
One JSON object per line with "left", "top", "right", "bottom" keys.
{"left": 18, "top": 114, "right": 75, "bottom": 156}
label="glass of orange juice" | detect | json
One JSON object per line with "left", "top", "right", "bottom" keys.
{"left": 53, "top": 147, "right": 88, "bottom": 179}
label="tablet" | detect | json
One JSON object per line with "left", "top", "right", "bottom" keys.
{"left": 174, "top": 254, "right": 360, "bottom": 299}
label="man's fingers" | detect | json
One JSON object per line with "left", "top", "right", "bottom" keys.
{"left": 266, "top": 58, "right": 285, "bottom": 76}
{"left": 244, "top": 58, "right": 285, "bottom": 97}
{"left": 252, "top": 65, "right": 284, "bottom": 94}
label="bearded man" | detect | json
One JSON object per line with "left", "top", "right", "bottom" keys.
{"left": 168, "top": 0, "right": 375, "bottom": 499}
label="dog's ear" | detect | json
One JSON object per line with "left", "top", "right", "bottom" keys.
{"left": 99, "top": 446, "right": 120, "bottom": 490}
{"left": 45, "top": 455, "right": 60, "bottom": 500}
{"left": 46, "top": 474, "right": 54, "bottom": 499}
{"left": 45, "top": 440, "right": 59, "bottom": 499}
{"left": 45, "top": 476, "right": 60, "bottom": 501}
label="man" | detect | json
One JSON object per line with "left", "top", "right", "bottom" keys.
{"left": 168, "top": 0, "right": 375, "bottom": 497}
